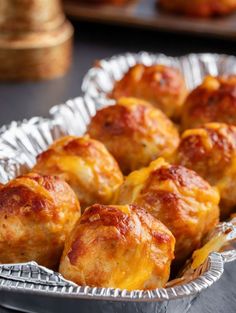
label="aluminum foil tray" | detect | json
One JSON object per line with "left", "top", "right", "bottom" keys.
{"left": 0, "top": 52, "right": 236, "bottom": 313}
{"left": 81, "top": 52, "right": 236, "bottom": 104}
{"left": 0, "top": 110, "right": 236, "bottom": 313}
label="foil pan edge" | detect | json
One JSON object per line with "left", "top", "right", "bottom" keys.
{"left": 81, "top": 52, "right": 236, "bottom": 103}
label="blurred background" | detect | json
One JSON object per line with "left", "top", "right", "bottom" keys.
{"left": 0, "top": 0, "right": 235, "bottom": 125}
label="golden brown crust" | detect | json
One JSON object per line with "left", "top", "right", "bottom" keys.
{"left": 173, "top": 123, "right": 236, "bottom": 217}
{"left": 111, "top": 64, "right": 187, "bottom": 120}
{"left": 0, "top": 173, "right": 80, "bottom": 269}
{"left": 59, "top": 203, "right": 175, "bottom": 290}
{"left": 159, "top": 0, "right": 236, "bottom": 17}
{"left": 116, "top": 158, "right": 220, "bottom": 264}
{"left": 87, "top": 97, "right": 180, "bottom": 174}
{"left": 33, "top": 135, "right": 123, "bottom": 210}
{"left": 182, "top": 76, "right": 236, "bottom": 130}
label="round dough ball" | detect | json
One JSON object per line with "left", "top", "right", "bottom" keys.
{"left": 116, "top": 158, "right": 220, "bottom": 264}
{"left": 0, "top": 173, "right": 80, "bottom": 269}
{"left": 182, "top": 76, "right": 236, "bottom": 130}
{"left": 87, "top": 97, "right": 180, "bottom": 175}
{"left": 173, "top": 123, "right": 236, "bottom": 218}
{"left": 159, "top": 0, "right": 236, "bottom": 17}
{"left": 111, "top": 64, "right": 187, "bottom": 120}
{"left": 59, "top": 203, "right": 175, "bottom": 290}
{"left": 33, "top": 135, "right": 123, "bottom": 211}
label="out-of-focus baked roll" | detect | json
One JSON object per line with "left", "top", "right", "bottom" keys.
{"left": 59, "top": 203, "right": 175, "bottom": 290}
{"left": 116, "top": 158, "right": 220, "bottom": 264}
{"left": 173, "top": 123, "right": 236, "bottom": 218}
{"left": 110, "top": 64, "right": 187, "bottom": 120}
{"left": 182, "top": 76, "right": 236, "bottom": 130}
{"left": 87, "top": 97, "right": 180, "bottom": 175}
{"left": 230, "top": 213, "right": 236, "bottom": 223}
{"left": 0, "top": 173, "right": 80, "bottom": 269}
{"left": 33, "top": 135, "right": 123, "bottom": 210}
{"left": 78, "top": 0, "right": 129, "bottom": 5}
{"left": 159, "top": 0, "right": 236, "bottom": 17}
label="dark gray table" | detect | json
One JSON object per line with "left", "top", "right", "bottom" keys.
{"left": 0, "top": 21, "right": 236, "bottom": 313}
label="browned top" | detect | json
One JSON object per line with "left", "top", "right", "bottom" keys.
{"left": 87, "top": 97, "right": 179, "bottom": 174}
{"left": 182, "top": 76, "right": 236, "bottom": 130}
{"left": 149, "top": 165, "right": 209, "bottom": 189}
{"left": 110, "top": 64, "right": 187, "bottom": 119}
{"left": 34, "top": 135, "right": 123, "bottom": 210}
{"left": 176, "top": 123, "right": 236, "bottom": 183}
{"left": 0, "top": 173, "right": 75, "bottom": 221}
{"left": 79, "top": 204, "right": 130, "bottom": 235}
{"left": 37, "top": 135, "right": 109, "bottom": 162}
{"left": 88, "top": 102, "right": 148, "bottom": 136}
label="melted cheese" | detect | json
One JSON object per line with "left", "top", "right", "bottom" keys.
{"left": 191, "top": 234, "right": 227, "bottom": 270}
{"left": 203, "top": 76, "right": 220, "bottom": 90}
{"left": 182, "top": 128, "right": 213, "bottom": 150}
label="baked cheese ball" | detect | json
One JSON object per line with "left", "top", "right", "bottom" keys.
{"left": 173, "top": 123, "right": 236, "bottom": 218}
{"left": 87, "top": 97, "right": 180, "bottom": 175}
{"left": 59, "top": 204, "right": 175, "bottom": 290}
{"left": 0, "top": 173, "right": 80, "bottom": 269}
{"left": 33, "top": 135, "right": 123, "bottom": 211}
{"left": 116, "top": 158, "right": 220, "bottom": 264}
{"left": 159, "top": 0, "right": 236, "bottom": 17}
{"left": 111, "top": 64, "right": 187, "bottom": 120}
{"left": 182, "top": 76, "right": 236, "bottom": 130}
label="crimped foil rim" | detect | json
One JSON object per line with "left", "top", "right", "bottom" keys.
{"left": 0, "top": 116, "right": 69, "bottom": 181}
{"left": 0, "top": 113, "right": 230, "bottom": 302}
{"left": 81, "top": 52, "right": 236, "bottom": 102}
{"left": 0, "top": 253, "right": 224, "bottom": 302}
